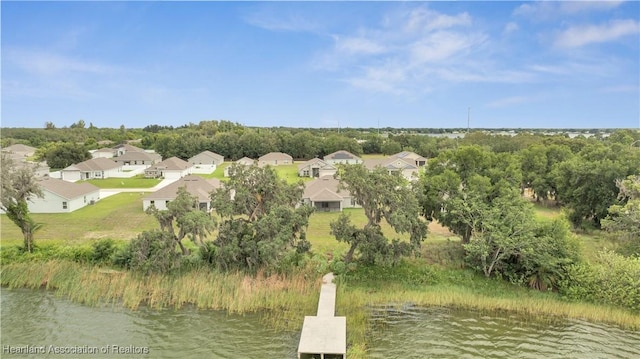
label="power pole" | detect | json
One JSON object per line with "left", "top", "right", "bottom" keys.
{"left": 467, "top": 107, "right": 471, "bottom": 133}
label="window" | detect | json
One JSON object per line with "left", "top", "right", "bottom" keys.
{"left": 62, "top": 202, "right": 68, "bottom": 209}
{"left": 84, "top": 196, "right": 87, "bottom": 203}
{"left": 303, "top": 170, "right": 309, "bottom": 176}
{"left": 150, "top": 200, "right": 155, "bottom": 206}
{"left": 321, "top": 202, "right": 329, "bottom": 208}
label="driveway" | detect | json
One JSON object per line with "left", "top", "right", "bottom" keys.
{"left": 99, "top": 178, "right": 179, "bottom": 199}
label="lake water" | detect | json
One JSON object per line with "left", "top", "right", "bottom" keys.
{"left": 2, "top": 289, "right": 638, "bottom": 358}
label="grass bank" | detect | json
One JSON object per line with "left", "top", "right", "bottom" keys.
{"left": 2, "top": 259, "right": 639, "bottom": 358}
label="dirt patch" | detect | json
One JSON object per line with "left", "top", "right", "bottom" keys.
{"left": 428, "top": 221, "right": 454, "bottom": 237}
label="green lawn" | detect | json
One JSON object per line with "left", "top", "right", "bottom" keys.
{"left": 1, "top": 192, "right": 156, "bottom": 246}
{"left": 81, "top": 176, "right": 161, "bottom": 188}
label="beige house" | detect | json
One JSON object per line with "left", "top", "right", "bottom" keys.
{"left": 144, "top": 157, "right": 192, "bottom": 179}
{"left": 2, "top": 144, "right": 37, "bottom": 159}
{"left": 61, "top": 158, "right": 122, "bottom": 182}
{"left": 113, "top": 151, "right": 161, "bottom": 167}
{"left": 90, "top": 148, "right": 115, "bottom": 159}
{"left": 189, "top": 151, "right": 224, "bottom": 174}
{"left": 224, "top": 157, "right": 255, "bottom": 177}
{"left": 29, "top": 177, "right": 100, "bottom": 213}
{"left": 323, "top": 150, "right": 363, "bottom": 165}
{"left": 390, "top": 151, "right": 427, "bottom": 167}
{"left": 302, "top": 175, "right": 358, "bottom": 212}
{"left": 363, "top": 157, "right": 419, "bottom": 181}
{"left": 142, "top": 175, "right": 222, "bottom": 211}
{"left": 258, "top": 152, "right": 292, "bottom": 166}
{"left": 297, "top": 158, "right": 337, "bottom": 178}
{"left": 113, "top": 143, "right": 145, "bottom": 157}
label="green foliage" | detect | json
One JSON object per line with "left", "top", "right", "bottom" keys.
{"left": 463, "top": 191, "right": 580, "bottom": 291}
{"left": 331, "top": 165, "right": 428, "bottom": 265}
{"left": 602, "top": 175, "right": 640, "bottom": 256}
{"left": 115, "top": 230, "right": 181, "bottom": 274}
{"left": 90, "top": 238, "right": 119, "bottom": 264}
{"left": 560, "top": 251, "right": 640, "bottom": 311}
{"left": 209, "top": 164, "right": 313, "bottom": 272}
{"left": 339, "top": 260, "right": 441, "bottom": 288}
{"left": 42, "top": 142, "right": 91, "bottom": 169}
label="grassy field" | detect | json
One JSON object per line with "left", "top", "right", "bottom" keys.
{"left": 0, "top": 192, "right": 157, "bottom": 246}
{"left": 81, "top": 176, "right": 161, "bottom": 188}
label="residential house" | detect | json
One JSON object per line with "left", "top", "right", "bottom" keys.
{"left": 61, "top": 158, "right": 122, "bottom": 182}
{"left": 390, "top": 151, "right": 427, "bottom": 167}
{"left": 224, "top": 157, "right": 255, "bottom": 177}
{"left": 2, "top": 144, "right": 37, "bottom": 159}
{"left": 142, "top": 175, "right": 222, "bottom": 211}
{"left": 144, "top": 156, "right": 192, "bottom": 179}
{"left": 113, "top": 143, "right": 145, "bottom": 157}
{"left": 297, "top": 158, "right": 337, "bottom": 178}
{"left": 363, "top": 157, "right": 419, "bottom": 181}
{"left": 90, "top": 148, "right": 115, "bottom": 159}
{"left": 323, "top": 150, "right": 363, "bottom": 165}
{"left": 189, "top": 151, "right": 224, "bottom": 174}
{"left": 113, "top": 150, "right": 162, "bottom": 167}
{"left": 258, "top": 152, "right": 292, "bottom": 166}
{"left": 302, "top": 175, "right": 357, "bottom": 212}
{"left": 29, "top": 177, "right": 100, "bottom": 213}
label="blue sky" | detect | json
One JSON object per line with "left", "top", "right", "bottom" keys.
{"left": 2, "top": 1, "right": 639, "bottom": 129}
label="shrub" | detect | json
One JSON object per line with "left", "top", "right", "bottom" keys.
{"left": 114, "top": 230, "right": 181, "bottom": 274}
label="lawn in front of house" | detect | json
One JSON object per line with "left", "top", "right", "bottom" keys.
{"left": 81, "top": 176, "right": 161, "bottom": 188}
{"left": 0, "top": 192, "right": 156, "bottom": 246}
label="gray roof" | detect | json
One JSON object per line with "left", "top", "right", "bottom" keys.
{"left": 2, "top": 144, "right": 37, "bottom": 156}
{"left": 147, "top": 156, "right": 191, "bottom": 171}
{"left": 38, "top": 177, "right": 99, "bottom": 200}
{"left": 64, "top": 158, "right": 121, "bottom": 172}
{"left": 189, "top": 150, "right": 224, "bottom": 163}
{"left": 144, "top": 175, "right": 221, "bottom": 202}
{"left": 363, "top": 157, "right": 418, "bottom": 171}
{"left": 236, "top": 157, "right": 255, "bottom": 165}
{"left": 113, "top": 144, "right": 145, "bottom": 152}
{"left": 391, "top": 151, "right": 427, "bottom": 162}
{"left": 114, "top": 151, "right": 161, "bottom": 162}
{"left": 324, "top": 150, "right": 361, "bottom": 161}
{"left": 303, "top": 175, "right": 350, "bottom": 200}
{"left": 259, "top": 152, "right": 292, "bottom": 162}
{"left": 297, "top": 158, "right": 335, "bottom": 171}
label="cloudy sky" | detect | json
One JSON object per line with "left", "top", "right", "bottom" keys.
{"left": 2, "top": 1, "right": 639, "bottom": 129}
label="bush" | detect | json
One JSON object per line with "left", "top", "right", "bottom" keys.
{"left": 90, "top": 238, "right": 119, "bottom": 264}
{"left": 560, "top": 250, "right": 640, "bottom": 311}
{"left": 114, "top": 230, "right": 181, "bottom": 274}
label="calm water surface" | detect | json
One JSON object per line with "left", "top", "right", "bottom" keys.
{"left": 2, "top": 289, "right": 639, "bottom": 358}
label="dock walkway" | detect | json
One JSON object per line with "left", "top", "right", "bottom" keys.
{"left": 297, "top": 273, "right": 347, "bottom": 359}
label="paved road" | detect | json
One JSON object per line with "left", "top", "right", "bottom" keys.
{"left": 99, "top": 178, "right": 178, "bottom": 199}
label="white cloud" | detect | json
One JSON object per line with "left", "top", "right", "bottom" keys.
{"left": 486, "top": 95, "right": 538, "bottom": 108}
{"left": 554, "top": 19, "right": 640, "bottom": 47}
{"left": 6, "top": 49, "right": 115, "bottom": 76}
{"left": 600, "top": 84, "right": 638, "bottom": 93}
{"left": 401, "top": 7, "right": 472, "bottom": 33}
{"left": 244, "top": 8, "right": 322, "bottom": 33}
{"left": 514, "top": 1, "right": 624, "bottom": 18}
{"left": 334, "top": 36, "right": 386, "bottom": 55}
{"left": 503, "top": 22, "right": 519, "bottom": 35}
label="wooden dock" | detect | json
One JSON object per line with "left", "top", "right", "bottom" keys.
{"left": 297, "top": 273, "right": 346, "bottom": 359}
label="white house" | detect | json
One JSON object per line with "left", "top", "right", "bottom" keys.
{"left": 363, "top": 157, "right": 419, "bottom": 181}
{"left": 113, "top": 150, "right": 161, "bottom": 168}
{"left": 323, "top": 150, "right": 363, "bottom": 165}
{"left": 144, "top": 157, "right": 192, "bottom": 179}
{"left": 297, "top": 158, "right": 337, "bottom": 178}
{"left": 258, "top": 152, "right": 293, "bottom": 166}
{"left": 90, "top": 148, "right": 115, "bottom": 159}
{"left": 61, "top": 158, "right": 123, "bottom": 182}
{"left": 29, "top": 177, "right": 100, "bottom": 213}
{"left": 189, "top": 151, "right": 224, "bottom": 174}
{"left": 142, "top": 175, "right": 222, "bottom": 211}
{"left": 390, "top": 151, "right": 427, "bottom": 167}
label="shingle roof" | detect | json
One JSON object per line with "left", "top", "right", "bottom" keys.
{"left": 303, "top": 175, "right": 350, "bottom": 200}
{"left": 363, "top": 157, "right": 417, "bottom": 170}
{"left": 391, "top": 151, "right": 427, "bottom": 162}
{"left": 2, "top": 144, "right": 37, "bottom": 155}
{"left": 37, "top": 177, "right": 99, "bottom": 200}
{"left": 147, "top": 156, "right": 191, "bottom": 171}
{"left": 236, "top": 157, "right": 255, "bottom": 165}
{"left": 144, "top": 175, "right": 221, "bottom": 202}
{"left": 259, "top": 152, "right": 293, "bottom": 162}
{"left": 189, "top": 151, "right": 224, "bottom": 163}
{"left": 64, "top": 158, "right": 121, "bottom": 172}
{"left": 113, "top": 144, "right": 145, "bottom": 152}
{"left": 324, "top": 150, "right": 361, "bottom": 161}
{"left": 114, "top": 151, "right": 161, "bottom": 162}
{"left": 297, "top": 158, "right": 335, "bottom": 171}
